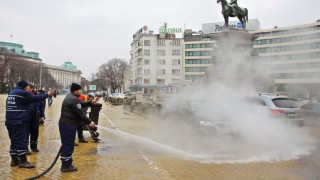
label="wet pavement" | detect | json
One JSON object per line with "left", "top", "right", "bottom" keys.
{"left": 0, "top": 94, "right": 320, "bottom": 180}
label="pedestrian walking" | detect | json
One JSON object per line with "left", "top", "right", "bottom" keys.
{"left": 5, "top": 80, "right": 53, "bottom": 168}
{"left": 58, "top": 83, "right": 97, "bottom": 172}
{"left": 48, "top": 95, "right": 53, "bottom": 106}
{"left": 53, "top": 90, "right": 57, "bottom": 98}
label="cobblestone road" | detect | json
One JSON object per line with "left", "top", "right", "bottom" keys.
{"left": 0, "top": 94, "right": 320, "bottom": 180}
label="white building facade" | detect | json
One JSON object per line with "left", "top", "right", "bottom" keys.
{"left": 252, "top": 21, "right": 320, "bottom": 98}
{"left": 45, "top": 62, "right": 82, "bottom": 89}
{"left": 130, "top": 30, "right": 183, "bottom": 94}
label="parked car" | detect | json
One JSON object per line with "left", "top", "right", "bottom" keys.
{"left": 164, "top": 99, "right": 237, "bottom": 136}
{"left": 248, "top": 93, "right": 304, "bottom": 127}
{"left": 301, "top": 103, "right": 320, "bottom": 118}
{"left": 124, "top": 92, "right": 137, "bottom": 104}
{"left": 109, "top": 93, "right": 126, "bottom": 104}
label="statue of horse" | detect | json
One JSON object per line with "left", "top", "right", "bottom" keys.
{"left": 217, "top": 0, "right": 248, "bottom": 29}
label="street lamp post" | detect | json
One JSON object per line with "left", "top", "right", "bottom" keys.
{"left": 39, "top": 62, "right": 43, "bottom": 89}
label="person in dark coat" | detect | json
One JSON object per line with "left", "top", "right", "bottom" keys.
{"left": 37, "top": 90, "right": 46, "bottom": 124}
{"left": 5, "top": 80, "right": 53, "bottom": 168}
{"left": 77, "top": 93, "right": 99, "bottom": 143}
{"left": 27, "top": 84, "right": 42, "bottom": 153}
{"left": 77, "top": 94, "right": 89, "bottom": 143}
{"left": 58, "top": 83, "right": 96, "bottom": 172}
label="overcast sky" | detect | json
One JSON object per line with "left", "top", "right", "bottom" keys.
{"left": 0, "top": 0, "right": 319, "bottom": 76}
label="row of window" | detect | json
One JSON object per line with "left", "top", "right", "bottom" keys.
{"left": 256, "top": 42, "right": 320, "bottom": 54}
{"left": 140, "top": 50, "right": 212, "bottom": 57}
{"left": 257, "top": 26, "right": 320, "bottom": 37}
{"left": 185, "top": 75, "right": 204, "bottom": 81}
{"left": 185, "top": 43, "right": 213, "bottom": 49}
{"left": 261, "top": 52, "right": 320, "bottom": 61}
{"left": 185, "top": 59, "right": 213, "bottom": 64}
{"left": 137, "top": 59, "right": 181, "bottom": 65}
{"left": 135, "top": 69, "right": 181, "bottom": 75}
{"left": 143, "top": 50, "right": 181, "bottom": 56}
{"left": 254, "top": 33, "right": 320, "bottom": 45}
{"left": 265, "top": 62, "right": 320, "bottom": 70}
{"left": 270, "top": 72, "right": 320, "bottom": 79}
{"left": 185, "top": 67, "right": 208, "bottom": 72}
{"left": 156, "top": 69, "right": 181, "bottom": 75}
{"left": 185, "top": 51, "right": 212, "bottom": 56}
{"left": 157, "top": 40, "right": 181, "bottom": 46}
{"left": 134, "top": 79, "right": 181, "bottom": 85}
{"left": 135, "top": 40, "right": 182, "bottom": 47}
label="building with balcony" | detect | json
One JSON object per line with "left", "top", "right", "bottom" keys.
{"left": 130, "top": 27, "right": 183, "bottom": 94}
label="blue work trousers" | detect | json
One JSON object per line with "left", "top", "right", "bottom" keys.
{"left": 29, "top": 116, "right": 40, "bottom": 149}
{"left": 59, "top": 123, "right": 77, "bottom": 165}
{"left": 6, "top": 122, "right": 28, "bottom": 156}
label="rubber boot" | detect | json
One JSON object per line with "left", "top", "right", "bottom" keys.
{"left": 31, "top": 148, "right": 39, "bottom": 152}
{"left": 78, "top": 137, "right": 88, "bottom": 143}
{"left": 19, "top": 155, "right": 35, "bottom": 168}
{"left": 31, "top": 144, "right": 39, "bottom": 152}
{"left": 61, "top": 164, "right": 78, "bottom": 172}
{"left": 10, "top": 155, "right": 19, "bottom": 166}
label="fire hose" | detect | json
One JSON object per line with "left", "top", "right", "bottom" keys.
{"left": 24, "top": 125, "right": 100, "bottom": 180}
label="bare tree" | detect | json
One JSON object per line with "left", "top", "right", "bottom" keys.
{"left": 95, "top": 58, "right": 127, "bottom": 93}
{"left": 0, "top": 47, "right": 22, "bottom": 93}
{"left": 0, "top": 47, "right": 59, "bottom": 93}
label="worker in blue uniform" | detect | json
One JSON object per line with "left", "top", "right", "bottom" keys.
{"left": 59, "top": 83, "right": 97, "bottom": 172}
{"left": 5, "top": 80, "right": 53, "bottom": 168}
{"left": 28, "top": 84, "right": 42, "bottom": 153}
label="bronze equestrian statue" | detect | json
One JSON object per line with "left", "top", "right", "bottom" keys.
{"left": 217, "top": 0, "right": 248, "bottom": 29}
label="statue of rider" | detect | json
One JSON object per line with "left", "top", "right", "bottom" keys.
{"left": 230, "top": 0, "right": 238, "bottom": 16}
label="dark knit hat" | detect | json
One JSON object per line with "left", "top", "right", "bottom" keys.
{"left": 71, "top": 83, "right": 81, "bottom": 92}
{"left": 17, "top": 80, "right": 29, "bottom": 89}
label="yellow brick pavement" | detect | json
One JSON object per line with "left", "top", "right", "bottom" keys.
{"left": 0, "top": 94, "right": 320, "bottom": 179}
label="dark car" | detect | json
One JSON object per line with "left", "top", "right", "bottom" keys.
{"left": 164, "top": 100, "right": 236, "bottom": 136}
{"left": 301, "top": 103, "right": 320, "bottom": 118}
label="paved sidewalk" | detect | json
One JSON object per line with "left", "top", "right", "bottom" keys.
{"left": 1, "top": 94, "right": 320, "bottom": 179}
{"left": 0, "top": 95, "right": 163, "bottom": 180}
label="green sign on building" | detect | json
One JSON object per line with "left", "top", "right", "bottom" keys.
{"left": 89, "top": 85, "right": 96, "bottom": 90}
{"left": 159, "top": 23, "right": 183, "bottom": 35}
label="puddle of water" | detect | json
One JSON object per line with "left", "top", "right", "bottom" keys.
{"left": 97, "top": 125, "right": 316, "bottom": 164}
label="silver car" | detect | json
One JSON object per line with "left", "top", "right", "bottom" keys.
{"left": 248, "top": 93, "right": 304, "bottom": 127}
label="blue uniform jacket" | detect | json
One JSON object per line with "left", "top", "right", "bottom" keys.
{"left": 39, "top": 100, "right": 46, "bottom": 118}
{"left": 5, "top": 87, "right": 48, "bottom": 126}
{"left": 29, "top": 101, "right": 41, "bottom": 122}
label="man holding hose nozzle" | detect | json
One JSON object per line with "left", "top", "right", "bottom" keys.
{"left": 59, "top": 83, "right": 98, "bottom": 172}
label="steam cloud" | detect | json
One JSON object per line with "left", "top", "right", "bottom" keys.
{"left": 139, "top": 30, "right": 316, "bottom": 163}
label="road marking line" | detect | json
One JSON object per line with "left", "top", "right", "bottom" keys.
{"left": 100, "top": 112, "right": 117, "bottom": 129}
{"left": 100, "top": 112, "right": 172, "bottom": 179}
{"left": 139, "top": 151, "right": 172, "bottom": 179}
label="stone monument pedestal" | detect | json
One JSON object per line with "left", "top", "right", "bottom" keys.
{"left": 206, "top": 29, "right": 274, "bottom": 92}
